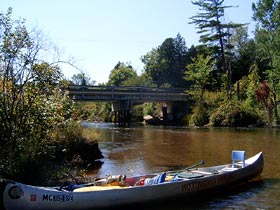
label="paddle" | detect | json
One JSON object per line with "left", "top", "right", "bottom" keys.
{"left": 166, "top": 160, "right": 205, "bottom": 174}
{"left": 185, "top": 160, "right": 205, "bottom": 171}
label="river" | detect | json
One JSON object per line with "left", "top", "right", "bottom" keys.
{"left": 82, "top": 122, "right": 280, "bottom": 209}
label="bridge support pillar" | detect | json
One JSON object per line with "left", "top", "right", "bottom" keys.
{"left": 162, "top": 104, "right": 168, "bottom": 125}
{"left": 114, "top": 110, "right": 131, "bottom": 126}
{"left": 162, "top": 101, "right": 189, "bottom": 125}
{"left": 112, "top": 100, "right": 132, "bottom": 126}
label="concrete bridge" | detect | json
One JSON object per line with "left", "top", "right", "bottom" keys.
{"left": 68, "top": 85, "right": 189, "bottom": 125}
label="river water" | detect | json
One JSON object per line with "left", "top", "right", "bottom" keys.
{"left": 82, "top": 122, "right": 280, "bottom": 209}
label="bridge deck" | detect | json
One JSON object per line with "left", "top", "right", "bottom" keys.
{"left": 68, "top": 85, "right": 188, "bottom": 102}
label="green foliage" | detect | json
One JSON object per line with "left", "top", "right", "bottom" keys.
{"left": 131, "top": 105, "right": 144, "bottom": 123}
{"left": 188, "top": 90, "right": 225, "bottom": 127}
{"left": 209, "top": 101, "right": 260, "bottom": 127}
{"left": 190, "top": 0, "right": 246, "bottom": 97}
{"left": 188, "top": 89, "right": 226, "bottom": 127}
{"left": 189, "top": 106, "right": 209, "bottom": 126}
{"left": 230, "top": 26, "right": 257, "bottom": 83}
{"left": 141, "top": 33, "right": 189, "bottom": 88}
{"left": 122, "top": 72, "right": 156, "bottom": 87}
{"left": 185, "top": 54, "right": 214, "bottom": 103}
{"left": 50, "top": 120, "right": 102, "bottom": 162}
{"left": 143, "top": 103, "right": 155, "bottom": 116}
{"left": 108, "top": 62, "right": 137, "bottom": 86}
{"left": 190, "top": 0, "right": 244, "bottom": 72}
{"left": 204, "top": 90, "right": 227, "bottom": 111}
{"left": 243, "top": 64, "right": 261, "bottom": 107}
{"left": 143, "top": 103, "right": 162, "bottom": 117}
{"left": 71, "top": 72, "right": 96, "bottom": 85}
{"left": 130, "top": 103, "right": 162, "bottom": 123}
{"left": 0, "top": 8, "right": 102, "bottom": 181}
{"left": 30, "top": 121, "right": 103, "bottom": 185}
{"left": 73, "top": 102, "right": 111, "bottom": 122}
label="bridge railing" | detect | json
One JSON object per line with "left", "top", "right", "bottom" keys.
{"left": 68, "top": 85, "right": 188, "bottom": 102}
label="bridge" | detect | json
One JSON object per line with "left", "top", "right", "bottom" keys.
{"left": 68, "top": 85, "right": 189, "bottom": 125}
{"left": 68, "top": 85, "right": 188, "bottom": 102}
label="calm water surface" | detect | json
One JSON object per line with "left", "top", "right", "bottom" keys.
{"left": 82, "top": 122, "right": 280, "bottom": 210}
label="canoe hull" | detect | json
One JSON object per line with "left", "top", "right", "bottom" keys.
{"left": 1, "top": 152, "right": 264, "bottom": 210}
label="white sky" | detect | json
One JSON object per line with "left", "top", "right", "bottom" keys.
{"left": 1, "top": 0, "right": 256, "bottom": 84}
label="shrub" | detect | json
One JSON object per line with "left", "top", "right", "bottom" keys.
{"left": 190, "top": 111, "right": 209, "bottom": 126}
{"left": 209, "top": 101, "right": 260, "bottom": 127}
{"left": 189, "top": 106, "right": 209, "bottom": 126}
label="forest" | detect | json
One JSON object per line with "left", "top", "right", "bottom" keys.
{"left": 0, "top": 0, "right": 280, "bottom": 181}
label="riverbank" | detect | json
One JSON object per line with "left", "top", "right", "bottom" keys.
{"left": 9, "top": 139, "right": 104, "bottom": 186}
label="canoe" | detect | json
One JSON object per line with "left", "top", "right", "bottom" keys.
{"left": 0, "top": 151, "right": 263, "bottom": 210}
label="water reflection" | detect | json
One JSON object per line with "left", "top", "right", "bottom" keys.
{"left": 83, "top": 123, "right": 280, "bottom": 209}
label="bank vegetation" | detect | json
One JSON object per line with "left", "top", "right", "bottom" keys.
{"left": 0, "top": 9, "right": 102, "bottom": 184}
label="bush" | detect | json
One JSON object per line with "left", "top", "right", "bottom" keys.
{"left": 50, "top": 120, "right": 103, "bottom": 161}
{"left": 209, "top": 101, "right": 260, "bottom": 127}
{"left": 1, "top": 120, "right": 103, "bottom": 184}
{"left": 189, "top": 106, "right": 209, "bottom": 126}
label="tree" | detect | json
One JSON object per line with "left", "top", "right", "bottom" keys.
{"left": 108, "top": 62, "right": 137, "bottom": 86}
{"left": 252, "top": 0, "right": 280, "bottom": 123}
{"left": 141, "top": 33, "right": 189, "bottom": 88}
{"left": 185, "top": 54, "right": 214, "bottom": 103}
{"left": 190, "top": 0, "right": 245, "bottom": 95}
{"left": 141, "top": 47, "right": 162, "bottom": 87}
{"left": 71, "top": 72, "right": 95, "bottom": 85}
{"left": 228, "top": 26, "right": 257, "bottom": 99}
{"left": 184, "top": 54, "right": 214, "bottom": 126}
{"left": 122, "top": 72, "right": 156, "bottom": 87}
{"left": 0, "top": 8, "right": 74, "bottom": 177}
{"left": 230, "top": 26, "right": 256, "bottom": 82}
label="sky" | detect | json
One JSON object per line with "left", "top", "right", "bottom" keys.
{"left": 1, "top": 0, "right": 256, "bottom": 84}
